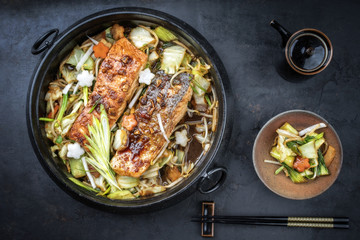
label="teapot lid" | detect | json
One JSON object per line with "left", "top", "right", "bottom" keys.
{"left": 285, "top": 29, "right": 332, "bottom": 75}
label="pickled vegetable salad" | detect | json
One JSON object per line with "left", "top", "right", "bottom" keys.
{"left": 265, "top": 122, "right": 336, "bottom": 183}
{"left": 41, "top": 24, "right": 218, "bottom": 199}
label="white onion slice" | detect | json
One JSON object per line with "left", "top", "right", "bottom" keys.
{"left": 81, "top": 157, "right": 96, "bottom": 189}
{"left": 157, "top": 113, "right": 170, "bottom": 143}
{"left": 76, "top": 44, "right": 94, "bottom": 71}
{"left": 299, "top": 123, "right": 327, "bottom": 136}
{"left": 62, "top": 83, "right": 73, "bottom": 94}
{"left": 72, "top": 82, "right": 80, "bottom": 95}
{"left": 87, "top": 35, "right": 99, "bottom": 45}
{"left": 128, "top": 85, "right": 144, "bottom": 109}
{"left": 276, "top": 129, "right": 299, "bottom": 138}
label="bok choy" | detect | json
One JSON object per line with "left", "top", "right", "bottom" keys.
{"left": 265, "top": 122, "right": 334, "bottom": 184}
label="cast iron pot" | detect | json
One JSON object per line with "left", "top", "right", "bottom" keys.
{"left": 27, "top": 7, "right": 233, "bottom": 213}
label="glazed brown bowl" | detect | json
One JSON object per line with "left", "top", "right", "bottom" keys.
{"left": 253, "top": 110, "right": 343, "bottom": 200}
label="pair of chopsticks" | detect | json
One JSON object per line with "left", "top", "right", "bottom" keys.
{"left": 191, "top": 216, "right": 349, "bottom": 229}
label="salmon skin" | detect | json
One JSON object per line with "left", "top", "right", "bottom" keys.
{"left": 110, "top": 72, "right": 193, "bottom": 178}
{"left": 68, "top": 38, "right": 147, "bottom": 145}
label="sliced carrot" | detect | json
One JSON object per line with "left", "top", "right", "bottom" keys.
{"left": 293, "top": 156, "right": 310, "bottom": 173}
{"left": 93, "top": 42, "right": 110, "bottom": 58}
{"left": 122, "top": 114, "right": 138, "bottom": 131}
{"left": 47, "top": 104, "right": 59, "bottom": 119}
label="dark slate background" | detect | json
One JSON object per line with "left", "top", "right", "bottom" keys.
{"left": 1, "top": 0, "right": 359, "bottom": 239}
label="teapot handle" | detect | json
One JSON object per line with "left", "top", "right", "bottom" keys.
{"left": 270, "top": 20, "right": 292, "bottom": 48}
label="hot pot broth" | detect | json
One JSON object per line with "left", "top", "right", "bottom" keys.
{"left": 41, "top": 23, "right": 218, "bottom": 199}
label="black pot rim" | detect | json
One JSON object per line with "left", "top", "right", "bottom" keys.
{"left": 26, "top": 7, "right": 234, "bottom": 213}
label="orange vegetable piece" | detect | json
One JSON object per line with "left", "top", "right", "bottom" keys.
{"left": 47, "top": 104, "right": 59, "bottom": 119}
{"left": 122, "top": 114, "right": 138, "bottom": 131}
{"left": 93, "top": 42, "right": 110, "bottom": 58}
{"left": 293, "top": 156, "right": 310, "bottom": 172}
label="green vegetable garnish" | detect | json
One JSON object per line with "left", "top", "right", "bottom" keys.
{"left": 154, "top": 26, "right": 177, "bottom": 42}
{"left": 83, "top": 105, "right": 120, "bottom": 191}
{"left": 88, "top": 97, "right": 102, "bottom": 114}
{"left": 83, "top": 86, "right": 88, "bottom": 106}
{"left": 286, "top": 141, "right": 300, "bottom": 155}
{"left": 204, "top": 94, "right": 212, "bottom": 106}
{"left": 55, "top": 135, "right": 63, "bottom": 144}
{"left": 55, "top": 93, "right": 68, "bottom": 127}
{"left": 68, "top": 177, "right": 99, "bottom": 193}
{"left": 39, "top": 117, "right": 54, "bottom": 122}
{"left": 275, "top": 166, "right": 284, "bottom": 175}
{"left": 282, "top": 163, "right": 307, "bottom": 183}
{"left": 317, "top": 150, "right": 329, "bottom": 176}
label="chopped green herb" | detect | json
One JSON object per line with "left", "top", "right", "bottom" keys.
{"left": 190, "top": 84, "right": 199, "bottom": 95}
{"left": 55, "top": 135, "right": 63, "bottom": 144}
{"left": 192, "top": 79, "right": 207, "bottom": 92}
{"left": 56, "top": 93, "right": 69, "bottom": 123}
{"left": 204, "top": 94, "right": 212, "bottom": 106}
{"left": 88, "top": 97, "right": 102, "bottom": 114}
{"left": 275, "top": 166, "right": 284, "bottom": 175}
{"left": 39, "top": 117, "right": 54, "bottom": 122}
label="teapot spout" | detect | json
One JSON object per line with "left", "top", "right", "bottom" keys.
{"left": 270, "top": 20, "right": 292, "bottom": 48}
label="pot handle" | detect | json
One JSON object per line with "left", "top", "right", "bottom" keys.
{"left": 31, "top": 29, "right": 59, "bottom": 55}
{"left": 197, "top": 167, "right": 227, "bottom": 194}
{"left": 270, "top": 20, "right": 292, "bottom": 48}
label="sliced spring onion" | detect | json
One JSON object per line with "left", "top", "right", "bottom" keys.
{"left": 204, "top": 94, "right": 212, "bottom": 106}
{"left": 87, "top": 35, "right": 99, "bottom": 45}
{"left": 68, "top": 177, "right": 99, "bottom": 193}
{"left": 84, "top": 105, "right": 120, "bottom": 190}
{"left": 73, "top": 82, "right": 80, "bottom": 95}
{"left": 88, "top": 97, "right": 101, "bottom": 114}
{"left": 56, "top": 93, "right": 69, "bottom": 123}
{"left": 76, "top": 44, "right": 94, "bottom": 71}
{"left": 128, "top": 85, "right": 144, "bottom": 109}
{"left": 275, "top": 166, "right": 284, "bottom": 175}
{"left": 83, "top": 86, "right": 88, "bottom": 106}
{"left": 81, "top": 157, "right": 96, "bottom": 189}
{"left": 157, "top": 113, "right": 170, "bottom": 143}
{"left": 62, "top": 83, "right": 73, "bottom": 95}
{"left": 154, "top": 26, "right": 177, "bottom": 42}
{"left": 264, "top": 159, "right": 281, "bottom": 165}
{"left": 299, "top": 123, "right": 327, "bottom": 136}
{"left": 39, "top": 117, "right": 54, "bottom": 122}
{"left": 55, "top": 135, "right": 63, "bottom": 144}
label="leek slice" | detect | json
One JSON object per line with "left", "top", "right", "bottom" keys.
{"left": 107, "top": 190, "right": 135, "bottom": 200}
{"left": 154, "top": 26, "right": 177, "bottom": 42}
{"left": 280, "top": 122, "right": 299, "bottom": 135}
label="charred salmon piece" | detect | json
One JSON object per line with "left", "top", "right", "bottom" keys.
{"left": 110, "top": 72, "right": 193, "bottom": 178}
{"left": 68, "top": 38, "right": 147, "bottom": 146}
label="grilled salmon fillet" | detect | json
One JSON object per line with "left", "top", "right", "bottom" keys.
{"left": 68, "top": 38, "right": 147, "bottom": 145}
{"left": 110, "top": 72, "right": 193, "bottom": 178}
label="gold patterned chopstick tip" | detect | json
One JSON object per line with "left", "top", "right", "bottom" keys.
{"left": 287, "top": 222, "right": 334, "bottom": 228}
{"left": 288, "top": 217, "right": 334, "bottom": 223}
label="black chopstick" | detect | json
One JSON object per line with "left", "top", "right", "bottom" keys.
{"left": 193, "top": 216, "right": 349, "bottom": 224}
{"left": 191, "top": 216, "right": 349, "bottom": 229}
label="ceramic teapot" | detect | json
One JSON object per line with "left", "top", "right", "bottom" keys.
{"left": 270, "top": 20, "right": 333, "bottom": 75}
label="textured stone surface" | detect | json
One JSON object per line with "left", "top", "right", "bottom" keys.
{"left": 1, "top": 0, "right": 359, "bottom": 239}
